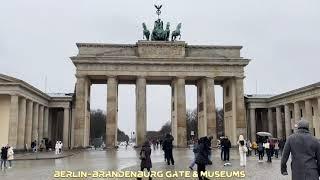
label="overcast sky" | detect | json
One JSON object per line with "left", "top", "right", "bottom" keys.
{"left": 1, "top": 0, "right": 319, "bottom": 134}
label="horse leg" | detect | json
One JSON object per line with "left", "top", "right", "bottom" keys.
{"left": 179, "top": 34, "right": 181, "bottom": 40}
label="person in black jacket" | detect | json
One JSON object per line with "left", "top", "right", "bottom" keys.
{"left": 162, "top": 134, "right": 174, "bottom": 165}
{"left": 223, "top": 136, "right": 231, "bottom": 161}
{"left": 1, "top": 145, "right": 8, "bottom": 170}
{"left": 220, "top": 137, "right": 225, "bottom": 160}
{"left": 138, "top": 141, "right": 152, "bottom": 180}
{"left": 195, "top": 137, "right": 212, "bottom": 180}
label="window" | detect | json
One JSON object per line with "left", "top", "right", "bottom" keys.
{"left": 199, "top": 87, "right": 202, "bottom": 97}
{"left": 290, "top": 111, "right": 293, "bottom": 119}
{"left": 300, "top": 109, "right": 303, "bottom": 117}
{"left": 226, "top": 86, "right": 230, "bottom": 97}
{"left": 172, "top": 87, "right": 174, "bottom": 97}
{"left": 312, "top": 107, "right": 314, "bottom": 116}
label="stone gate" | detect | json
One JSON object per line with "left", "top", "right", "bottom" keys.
{"left": 71, "top": 40, "right": 250, "bottom": 148}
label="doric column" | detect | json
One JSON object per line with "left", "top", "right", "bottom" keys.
{"left": 32, "top": 103, "right": 39, "bottom": 143}
{"left": 38, "top": 105, "right": 44, "bottom": 143}
{"left": 106, "top": 76, "right": 118, "bottom": 148}
{"left": 24, "top": 100, "right": 33, "bottom": 149}
{"left": 63, "top": 107, "right": 70, "bottom": 149}
{"left": 74, "top": 76, "right": 90, "bottom": 147}
{"left": 284, "top": 104, "right": 291, "bottom": 138}
{"left": 305, "top": 99, "right": 313, "bottom": 135}
{"left": 8, "top": 95, "right": 19, "bottom": 147}
{"left": 197, "top": 77, "right": 216, "bottom": 142}
{"left": 294, "top": 102, "right": 300, "bottom": 124}
{"left": 17, "top": 97, "right": 27, "bottom": 149}
{"left": 197, "top": 79, "right": 207, "bottom": 138}
{"left": 171, "top": 80, "right": 178, "bottom": 146}
{"left": 206, "top": 78, "right": 217, "bottom": 144}
{"left": 267, "top": 108, "right": 273, "bottom": 135}
{"left": 135, "top": 76, "right": 147, "bottom": 147}
{"left": 43, "top": 107, "right": 49, "bottom": 139}
{"left": 176, "top": 77, "right": 187, "bottom": 147}
{"left": 276, "top": 106, "right": 282, "bottom": 138}
{"left": 249, "top": 108, "right": 256, "bottom": 142}
{"left": 235, "top": 78, "right": 246, "bottom": 140}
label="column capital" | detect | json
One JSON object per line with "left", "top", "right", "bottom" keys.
{"left": 136, "top": 76, "right": 146, "bottom": 79}
{"left": 204, "top": 76, "right": 215, "bottom": 80}
{"left": 75, "top": 74, "right": 87, "bottom": 78}
{"left": 304, "top": 99, "right": 312, "bottom": 102}
{"left": 175, "top": 76, "right": 186, "bottom": 80}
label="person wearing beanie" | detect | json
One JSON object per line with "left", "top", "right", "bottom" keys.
{"left": 281, "top": 119, "right": 320, "bottom": 180}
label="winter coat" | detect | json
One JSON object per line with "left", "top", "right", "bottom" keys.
{"left": 224, "top": 139, "right": 231, "bottom": 149}
{"left": 140, "top": 142, "right": 152, "bottom": 169}
{"left": 258, "top": 142, "right": 264, "bottom": 152}
{"left": 281, "top": 129, "right": 320, "bottom": 180}
{"left": 162, "top": 135, "right": 174, "bottom": 151}
{"left": 195, "top": 137, "right": 211, "bottom": 165}
{"left": 1, "top": 147, "right": 8, "bottom": 160}
{"left": 193, "top": 143, "right": 199, "bottom": 154}
{"left": 7, "top": 147, "right": 14, "bottom": 160}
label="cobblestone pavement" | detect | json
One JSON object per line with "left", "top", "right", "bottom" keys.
{"left": 0, "top": 146, "right": 291, "bottom": 180}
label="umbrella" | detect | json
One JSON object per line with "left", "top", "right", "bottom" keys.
{"left": 256, "top": 132, "right": 272, "bottom": 137}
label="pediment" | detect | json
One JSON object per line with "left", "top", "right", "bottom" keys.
{"left": 0, "top": 74, "right": 19, "bottom": 83}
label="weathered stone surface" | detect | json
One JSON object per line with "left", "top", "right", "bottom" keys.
{"left": 136, "top": 77, "right": 146, "bottom": 147}
{"left": 137, "top": 40, "right": 186, "bottom": 58}
{"left": 106, "top": 77, "right": 118, "bottom": 148}
{"left": 17, "top": 97, "right": 26, "bottom": 149}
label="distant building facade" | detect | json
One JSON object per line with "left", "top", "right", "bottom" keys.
{"left": 245, "top": 82, "right": 320, "bottom": 141}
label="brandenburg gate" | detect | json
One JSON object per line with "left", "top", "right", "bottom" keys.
{"left": 71, "top": 40, "right": 249, "bottom": 148}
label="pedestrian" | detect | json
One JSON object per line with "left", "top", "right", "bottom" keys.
{"left": 162, "top": 134, "right": 174, "bottom": 165}
{"left": 252, "top": 141, "right": 258, "bottom": 155}
{"left": 281, "top": 119, "right": 320, "bottom": 180}
{"left": 138, "top": 141, "right": 152, "bottom": 180}
{"left": 223, "top": 136, "right": 231, "bottom": 161}
{"left": 55, "top": 141, "right": 59, "bottom": 155}
{"left": 279, "top": 138, "right": 285, "bottom": 155}
{"left": 31, "top": 140, "right": 37, "bottom": 152}
{"left": 246, "top": 140, "right": 252, "bottom": 156}
{"left": 195, "top": 137, "right": 212, "bottom": 180}
{"left": 258, "top": 141, "right": 264, "bottom": 162}
{"left": 1, "top": 145, "right": 8, "bottom": 170}
{"left": 238, "top": 135, "right": 247, "bottom": 167}
{"left": 189, "top": 138, "right": 199, "bottom": 170}
{"left": 7, "top": 145, "right": 14, "bottom": 168}
{"left": 264, "top": 139, "right": 272, "bottom": 162}
{"left": 274, "top": 140, "right": 279, "bottom": 158}
{"left": 220, "top": 137, "right": 225, "bottom": 161}
{"left": 39, "top": 140, "right": 45, "bottom": 152}
{"left": 207, "top": 136, "right": 213, "bottom": 161}
{"left": 59, "top": 141, "right": 63, "bottom": 153}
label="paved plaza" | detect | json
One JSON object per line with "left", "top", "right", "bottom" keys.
{"left": 0, "top": 146, "right": 291, "bottom": 180}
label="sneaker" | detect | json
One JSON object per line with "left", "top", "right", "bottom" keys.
{"left": 8, "top": 166, "right": 12, "bottom": 169}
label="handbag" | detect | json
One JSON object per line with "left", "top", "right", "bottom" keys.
{"left": 140, "top": 150, "right": 146, "bottom": 160}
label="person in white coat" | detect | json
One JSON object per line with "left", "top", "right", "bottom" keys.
{"left": 238, "top": 135, "right": 247, "bottom": 167}
{"left": 7, "top": 145, "right": 14, "bottom": 168}
{"left": 55, "top": 141, "right": 59, "bottom": 155}
{"left": 58, "top": 141, "right": 63, "bottom": 154}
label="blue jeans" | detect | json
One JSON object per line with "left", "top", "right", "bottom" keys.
{"left": 190, "top": 153, "right": 198, "bottom": 168}
{"left": 0, "top": 159, "right": 7, "bottom": 169}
